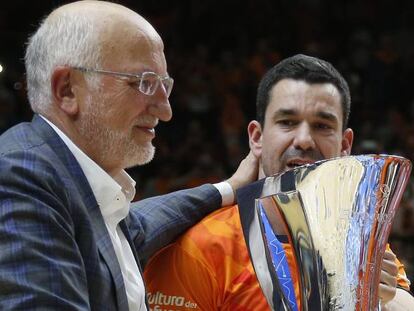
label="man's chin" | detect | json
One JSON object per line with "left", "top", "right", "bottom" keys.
{"left": 125, "top": 145, "right": 155, "bottom": 168}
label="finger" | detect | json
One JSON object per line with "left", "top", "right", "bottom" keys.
{"left": 380, "top": 269, "right": 398, "bottom": 288}
{"left": 227, "top": 151, "right": 259, "bottom": 195}
{"left": 381, "top": 257, "right": 399, "bottom": 277}
{"left": 383, "top": 249, "right": 396, "bottom": 261}
{"left": 245, "top": 150, "right": 259, "bottom": 164}
{"left": 378, "top": 282, "right": 397, "bottom": 304}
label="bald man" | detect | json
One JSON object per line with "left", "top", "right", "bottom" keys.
{"left": 0, "top": 1, "right": 257, "bottom": 310}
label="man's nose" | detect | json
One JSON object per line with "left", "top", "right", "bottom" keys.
{"left": 147, "top": 88, "right": 173, "bottom": 122}
{"left": 292, "top": 123, "right": 316, "bottom": 151}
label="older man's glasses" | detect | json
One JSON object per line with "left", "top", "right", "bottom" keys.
{"left": 73, "top": 67, "right": 174, "bottom": 97}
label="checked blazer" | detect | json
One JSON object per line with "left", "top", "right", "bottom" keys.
{"left": 0, "top": 115, "right": 222, "bottom": 310}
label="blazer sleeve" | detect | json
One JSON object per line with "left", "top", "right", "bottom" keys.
{"left": 0, "top": 150, "right": 90, "bottom": 310}
{"left": 128, "top": 184, "right": 222, "bottom": 266}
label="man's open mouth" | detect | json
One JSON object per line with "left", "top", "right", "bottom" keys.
{"left": 286, "top": 159, "right": 314, "bottom": 169}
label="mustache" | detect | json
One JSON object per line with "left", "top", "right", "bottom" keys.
{"left": 135, "top": 115, "right": 159, "bottom": 127}
{"left": 281, "top": 148, "right": 325, "bottom": 162}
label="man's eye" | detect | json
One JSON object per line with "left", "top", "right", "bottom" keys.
{"left": 315, "top": 123, "right": 332, "bottom": 130}
{"left": 127, "top": 79, "right": 140, "bottom": 88}
{"left": 277, "top": 120, "right": 297, "bottom": 127}
{"left": 140, "top": 78, "right": 152, "bottom": 89}
{"left": 140, "top": 78, "right": 157, "bottom": 93}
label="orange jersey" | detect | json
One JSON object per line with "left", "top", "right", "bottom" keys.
{"left": 144, "top": 205, "right": 410, "bottom": 311}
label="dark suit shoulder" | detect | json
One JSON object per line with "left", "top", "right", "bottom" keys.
{"left": 0, "top": 121, "right": 46, "bottom": 155}
{"left": 0, "top": 117, "right": 90, "bottom": 221}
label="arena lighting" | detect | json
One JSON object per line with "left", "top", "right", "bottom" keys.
{"left": 0, "top": 64, "right": 3, "bottom": 73}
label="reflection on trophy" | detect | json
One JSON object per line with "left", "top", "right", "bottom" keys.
{"left": 237, "top": 155, "right": 411, "bottom": 311}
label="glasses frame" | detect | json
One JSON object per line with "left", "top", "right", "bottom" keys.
{"left": 72, "top": 66, "right": 174, "bottom": 97}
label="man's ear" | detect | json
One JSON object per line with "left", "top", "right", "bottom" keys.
{"left": 51, "top": 66, "right": 79, "bottom": 116}
{"left": 248, "top": 120, "right": 263, "bottom": 158}
{"left": 341, "top": 128, "right": 354, "bottom": 156}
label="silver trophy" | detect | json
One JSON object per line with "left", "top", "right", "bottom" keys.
{"left": 237, "top": 155, "right": 411, "bottom": 311}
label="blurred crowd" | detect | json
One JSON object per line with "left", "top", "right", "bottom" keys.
{"left": 1, "top": 0, "right": 414, "bottom": 279}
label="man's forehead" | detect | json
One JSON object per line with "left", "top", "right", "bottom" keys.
{"left": 266, "top": 79, "right": 342, "bottom": 122}
{"left": 270, "top": 79, "right": 341, "bottom": 101}
{"left": 97, "top": 14, "right": 166, "bottom": 72}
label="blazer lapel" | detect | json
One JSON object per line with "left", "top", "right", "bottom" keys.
{"left": 90, "top": 207, "right": 129, "bottom": 311}
{"left": 236, "top": 178, "right": 285, "bottom": 310}
{"left": 31, "top": 115, "right": 129, "bottom": 310}
{"left": 236, "top": 178, "right": 265, "bottom": 244}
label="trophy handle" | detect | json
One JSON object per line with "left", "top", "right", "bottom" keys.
{"left": 258, "top": 191, "right": 324, "bottom": 311}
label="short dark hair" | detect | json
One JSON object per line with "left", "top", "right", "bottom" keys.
{"left": 256, "top": 54, "right": 351, "bottom": 130}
